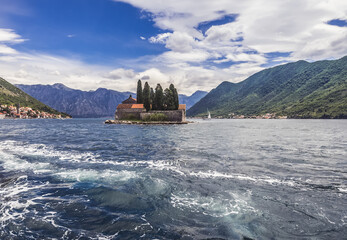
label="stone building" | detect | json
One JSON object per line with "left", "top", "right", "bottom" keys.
{"left": 115, "top": 96, "right": 145, "bottom": 120}
{"left": 115, "top": 95, "right": 186, "bottom": 122}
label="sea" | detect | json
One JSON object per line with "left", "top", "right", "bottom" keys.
{"left": 0, "top": 118, "right": 346, "bottom": 239}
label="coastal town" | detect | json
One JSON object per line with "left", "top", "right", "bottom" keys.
{"left": 228, "top": 112, "right": 287, "bottom": 119}
{"left": 209, "top": 112, "right": 288, "bottom": 119}
{"left": 0, "top": 104, "right": 69, "bottom": 119}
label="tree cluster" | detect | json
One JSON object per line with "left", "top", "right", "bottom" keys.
{"left": 136, "top": 80, "right": 179, "bottom": 112}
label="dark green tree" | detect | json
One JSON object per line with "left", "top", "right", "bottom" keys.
{"left": 136, "top": 80, "right": 143, "bottom": 103}
{"left": 143, "top": 82, "right": 151, "bottom": 112}
{"left": 164, "top": 88, "right": 175, "bottom": 110}
{"left": 150, "top": 87, "right": 155, "bottom": 105}
{"left": 154, "top": 84, "right": 164, "bottom": 110}
{"left": 169, "top": 84, "right": 179, "bottom": 110}
{"left": 174, "top": 88, "right": 179, "bottom": 109}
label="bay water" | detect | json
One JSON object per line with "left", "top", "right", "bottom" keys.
{"left": 0, "top": 119, "right": 346, "bottom": 239}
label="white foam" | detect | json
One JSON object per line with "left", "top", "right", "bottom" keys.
{"left": 187, "top": 170, "right": 301, "bottom": 188}
{"left": 54, "top": 169, "right": 138, "bottom": 184}
{"left": 0, "top": 174, "right": 78, "bottom": 234}
{"left": 170, "top": 191, "right": 258, "bottom": 218}
{"left": 0, "top": 140, "right": 141, "bottom": 186}
{"left": 0, "top": 176, "right": 46, "bottom": 226}
{"left": 0, "top": 140, "right": 99, "bottom": 166}
{"left": 107, "top": 159, "right": 187, "bottom": 176}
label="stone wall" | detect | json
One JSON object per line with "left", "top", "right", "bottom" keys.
{"left": 140, "top": 110, "right": 186, "bottom": 122}
{"left": 115, "top": 108, "right": 145, "bottom": 120}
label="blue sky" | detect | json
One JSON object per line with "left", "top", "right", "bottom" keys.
{"left": 1, "top": 0, "right": 167, "bottom": 64}
{"left": 0, "top": 0, "right": 346, "bottom": 94}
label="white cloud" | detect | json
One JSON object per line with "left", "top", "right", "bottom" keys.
{"left": 104, "top": 68, "right": 136, "bottom": 80}
{"left": 114, "top": 0, "right": 347, "bottom": 92}
{"left": 158, "top": 49, "right": 211, "bottom": 64}
{"left": 141, "top": 75, "right": 150, "bottom": 80}
{"left": 204, "top": 22, "right": 242, "bottom": 44}
{"left": 2, "top": 0, "right": 347, "bottom": 95}
{"left": 0, "top": 28, "right": 26, "bottom": 43}
{"left": 149, "top": 32, "right": 171, "bottom": 44}
{"left": 0, "top": 44, "right": 18, "bottom": 55}
{"left": 165, "top": 31, "right": 196, "bottom": 53}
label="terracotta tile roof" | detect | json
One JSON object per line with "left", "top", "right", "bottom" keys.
{"left": 178, "top": 104, "right": 186, "bottom": 110}
{"left": 117, "top": 104, "right": 144, "bottom": 109}
{"left": 131, "top": 104, "right": 144, "bottom": 109}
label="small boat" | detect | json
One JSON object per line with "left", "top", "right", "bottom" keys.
{"left": 203, "top": 109, "right": 211, "bottom": 120}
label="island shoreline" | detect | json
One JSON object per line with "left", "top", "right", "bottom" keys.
{"left": 105, "top": 120, "right": 191, "bottom": 125}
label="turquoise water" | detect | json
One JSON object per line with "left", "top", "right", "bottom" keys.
{"left": 0, "top": 119, "right": 346, "bottom": 239}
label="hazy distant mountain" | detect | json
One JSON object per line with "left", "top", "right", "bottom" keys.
{"left": 17, "top": 83, "right": 207, "bottom": 118}
{"left": 0, "top": 77, "right": 69, "bottom": 117}
{"left": 16, "top": 83, "right": 133, "bottom": 118}
{"left": 179, "top": 90, "right": 208, "bottom": 109}
{"left": 188, "top": 56, "right": 347, "bottom": 119}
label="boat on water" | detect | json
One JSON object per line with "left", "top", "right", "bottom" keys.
{"left": 203, "top": 109, "right": 211, "bottom": 120}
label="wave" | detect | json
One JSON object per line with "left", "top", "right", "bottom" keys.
{"left": 186, "top": 170, "right": 347, "bottom": 193}
{"left": 1, "top": 140, "right": 345, "bottom": 193}
{"left": 0, "top": 175, "right": 72, "bottom": 236}
{"left": 0, "top": 140, "right": 139, "bottom": 186}
{"left": 55, "top": 169, "right": 138, "bottom": 183}
{"left": 0, "top": 140, "right": 99, "bottom": 164}
{"left": 170, "top": 190, "right": 258, "bottom": 218}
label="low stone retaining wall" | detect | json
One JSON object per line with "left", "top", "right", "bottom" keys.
{"left": 115, "top": 108, "right": 145, "bottom": 120}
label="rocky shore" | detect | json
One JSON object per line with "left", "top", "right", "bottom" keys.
{"left": 105, "top": 120, "right": 190, "bottom": 125}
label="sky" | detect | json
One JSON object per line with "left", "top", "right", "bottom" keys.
{"left": 0, "top": 0, "right": 346, "bottom": 94}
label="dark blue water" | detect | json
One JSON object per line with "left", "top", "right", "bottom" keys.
{"left": 0, "top": 119, "right": 346, "bottom": 239}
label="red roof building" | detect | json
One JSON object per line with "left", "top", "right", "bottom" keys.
{"left": 121, "top": 95, "right": 137, "bottom": 104}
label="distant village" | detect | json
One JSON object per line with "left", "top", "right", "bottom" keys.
{"left": 0, "top": 104, "right": 69, "bottom": 119}
{"left": 212, "top": 112, "right": 288, "bottom": 119}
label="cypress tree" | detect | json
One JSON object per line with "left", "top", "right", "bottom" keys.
{"left": 164, "top": 88, "right": 170, "bottom": 110}
{"left": 169, "top": 84, "right": 179, "bottom": 110}
{"left": 150, "top": 87, "right": 155, "bottom": 105}
{"left": 164, "top": 88, "right": 175, "bottom": 110}
{"left": 136, "top": 80, "right": 143, "bottom": 103}
{"left": 154, "top": 84, "right": 164, "bottom": 110}
{"left": 143, "top": 82, "right": 151, "bottom": 112}
{"left": 174, "top": 88, "right": 179, "bottom": 110}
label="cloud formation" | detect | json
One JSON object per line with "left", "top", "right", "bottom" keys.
{"left": 0, "top": 28, "right": 26, "bottom": 43}
{"left": 115, "top": 0, "right": 347, "bottom": 89}
{"left": 1, "top": 0, "right": 347, "bottom": 94}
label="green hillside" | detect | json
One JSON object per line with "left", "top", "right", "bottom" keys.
{"left": 0, "top": 77, "right": 70, "bottom": 117}
{"left": 188, "top": 56, "right": 347, "bottom": 119}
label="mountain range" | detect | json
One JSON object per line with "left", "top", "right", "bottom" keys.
{"left": 0, "top": 77, "right": 69, "bottom": 117}
{"left": 179, "top": 90, "right": 208, "bottom": 109}
{"left": 17, "top": 84, "right": 207, "bottom": 118}
{"left": 7, "top": 55, "right": 346, "bottom": 119}
{"left": 188, "top": 56, "right": 347, "bottom": 119}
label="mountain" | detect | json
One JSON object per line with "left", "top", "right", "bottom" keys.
{"left": 188, "top": 56, "right": 347, "bottom": 119}
{"left": 0, "top": 77, "right": 69, "bottom": 117}
{"left": 17, "top": 83, "right": 207, "bottom": 118}
{"left": 179, "top": 90, "right": 208, "bottom": 109}
{"left": 16, "top": 83, "right": 134, "bottom": 118}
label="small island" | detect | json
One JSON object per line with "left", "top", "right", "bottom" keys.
{"left": 105, "top": 80, "right": 188, "bottom": 124}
